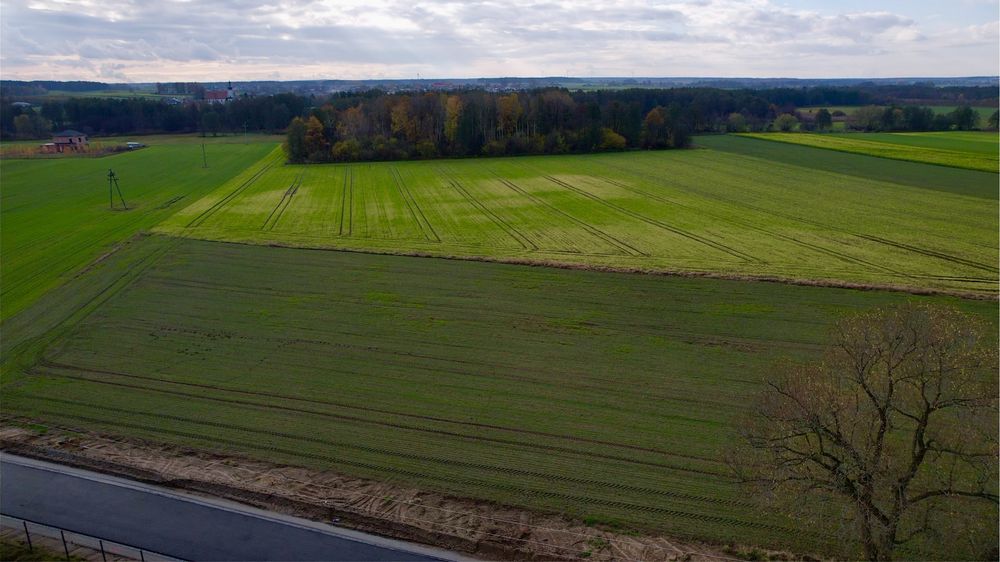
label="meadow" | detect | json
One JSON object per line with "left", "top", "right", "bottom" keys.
{"left": 156, "top": 138, "right": 998, "bottom": 295}
{"left": 739, "top": 131, "right": 999, "bottom": 172}
{"left": 0, "top": 134, "right": 278, "bottom": 319}
{"left": 3, "top": 235, "right": 995, "bottom": 558}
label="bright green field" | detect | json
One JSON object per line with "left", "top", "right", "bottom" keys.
{"left": 739, "top": 131, "right": 999, "bottom": 172}
{"left": 0, "top": 136, "right": 278, "bottom": 319}
{"left": 156, "top": 141, "right": 999, "bottom": 295}
{"left": 3, "top": 235, "right": 995, "bottom": 558}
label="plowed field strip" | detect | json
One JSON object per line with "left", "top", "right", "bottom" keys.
{"left": 186, "top": 163, "right": 273, "bottom": 228}
{"left": 23, "top": 395, "right": 751, "bottom": 508}
{"left": 543, "top": 175, "right": 759, "bottom": 263}
{"left": 27, "top": 367, "right": 727, "bottom": 476}
{"left": 35, "top": 360, "right": 724, "bottom": 465}
{"left": 491, "top": 174, "right": 646, "bottom": 257}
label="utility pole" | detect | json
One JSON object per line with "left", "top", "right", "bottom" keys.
{"left": 107, "top": 169, "right": 128, "bottom": 210}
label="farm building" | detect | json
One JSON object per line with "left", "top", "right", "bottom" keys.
{"left": 41, "top": 130, "right": 88, "bottom": 153}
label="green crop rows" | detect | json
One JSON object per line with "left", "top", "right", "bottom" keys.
{"left": 157, "top": 139, "right": 998, "bottom": 295}
{"left": 3, "top": 235, "right": 995, "bottom": 558}
{"left": 738, "top": 131, "right": 999, "bottom": 172}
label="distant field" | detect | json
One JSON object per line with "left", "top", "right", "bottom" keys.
{"left": 40, "top": 90, "right": 191, "bottom": 100}
{"left": 801, "top": 105, "right": 998, "bottom": 120}
{"left": 156, "top": 142, "right": 999, "bottom": 295}
{"left": 3, "top": 235, "right": 995, "bottom": 558}
{"left": 0, "top": 137, "right": 278, "bottom": 319}
{"left": 738, "top": 131, "right": 999, "bottom": 172}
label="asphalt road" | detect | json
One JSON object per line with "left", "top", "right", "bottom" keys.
{"left": 1, "top": 454, "right": 471, "bottom": 561}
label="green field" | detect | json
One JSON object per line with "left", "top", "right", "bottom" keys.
{"left": 0, "top": 135, "right": 278, "bottom": 319}
{"left": 3, "top": 234, "right": 995, "bottom": 558}
{"left": 154, "top": 140, "right": 999, "bottom": 295}
{"left": 738, "top": 131, "right": 999, "bottom": 172}
{"left": 2, "top": 134, "right": 997, "bottom": 558}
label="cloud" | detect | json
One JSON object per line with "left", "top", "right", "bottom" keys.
{"left": 0, "top": 0, "right": 996, "bottom": 81}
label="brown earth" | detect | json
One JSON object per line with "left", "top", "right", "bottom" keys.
{"left": 0, "top": 423, "right": 750, "bottom": 562}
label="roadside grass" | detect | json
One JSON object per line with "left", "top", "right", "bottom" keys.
{"left": 736, "top": 132, "right": 999, "bottom": 172}
{"left": 2, "top": 236, "right": 995, "bottom": 559}
{"left": 0, "top": 140, "right": 278, "bottom": 319}
{"left": 155, "top": 143, "right": 998, "bottom": 295}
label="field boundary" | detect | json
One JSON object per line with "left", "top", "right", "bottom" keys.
{"left": 161, "top": 235, "right": 997, "bottom": 300}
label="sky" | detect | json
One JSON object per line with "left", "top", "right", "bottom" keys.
{"left": 1, "top": 0, "right": 997, "bottom": 82}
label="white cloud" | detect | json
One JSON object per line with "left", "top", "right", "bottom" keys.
{"left": 0, "top": 0, "right": 996, "bottom": 80}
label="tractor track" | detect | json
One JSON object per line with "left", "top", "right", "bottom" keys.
{"left": 390, "top": 167, "right": 440, "bottom": 242}
{"left": 490, "top": 173, "right": 647, "bottom": 257}
{"left": 338, "top": 167, "right": 353, "bottom": 236}
{"left": 542, "top": 175, "right": 759, "bottom": 263}
{"left": 601, "top": 161, "right": 997, "bottom": 277}
{"left": 437, "top": 167, "right": 537, "bottom": 250}
{"left": 23, "top": 395, "right": 753, "bottom": 509}
{"left": 36, "top": 360, "right": 727, "bottom": 464}
{"left": 28, "top": 365, "right": 729, "bottom": 476}
{"left": 23, "top": 406, "right": 814, "bottom": 537}
{"left": 261, "top": 172, "right": 304, "bottom": 231}
{"left": 185, "top": 163, "right": 273, "bottom": 228}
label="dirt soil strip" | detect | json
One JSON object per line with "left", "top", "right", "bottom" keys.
{"left": 0, "top": 424, "right": 754, "bottom": 562}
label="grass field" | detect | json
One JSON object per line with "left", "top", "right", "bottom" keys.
{"left": 154, "top": 140, "right": 999, "bottom": 295}
{"left": 0, "top": 136, "right": 278, "bottom": 319}
{"left": 3, "top": 235, "right": 995, "bottom": 558}
{"left": 738, "top": 131, "right": 999, "bottom": 172}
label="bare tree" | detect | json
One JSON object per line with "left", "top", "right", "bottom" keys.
{"left": 730, "top": 303, "right": 998, "bottom": 561}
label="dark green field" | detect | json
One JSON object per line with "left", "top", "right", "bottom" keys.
{"left": 3, "top": 235, "right": 995, "bottom": 558}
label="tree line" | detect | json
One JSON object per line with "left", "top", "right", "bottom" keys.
{"left": 0, "top": 94, "right": 308, "bottom": 140}
{"left": 2, "top": 85, "right": 995, "bottom": 153}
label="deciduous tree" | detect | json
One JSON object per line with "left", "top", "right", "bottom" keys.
{"left": 729, "top": 303, "right": 998, "bottom": 561}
